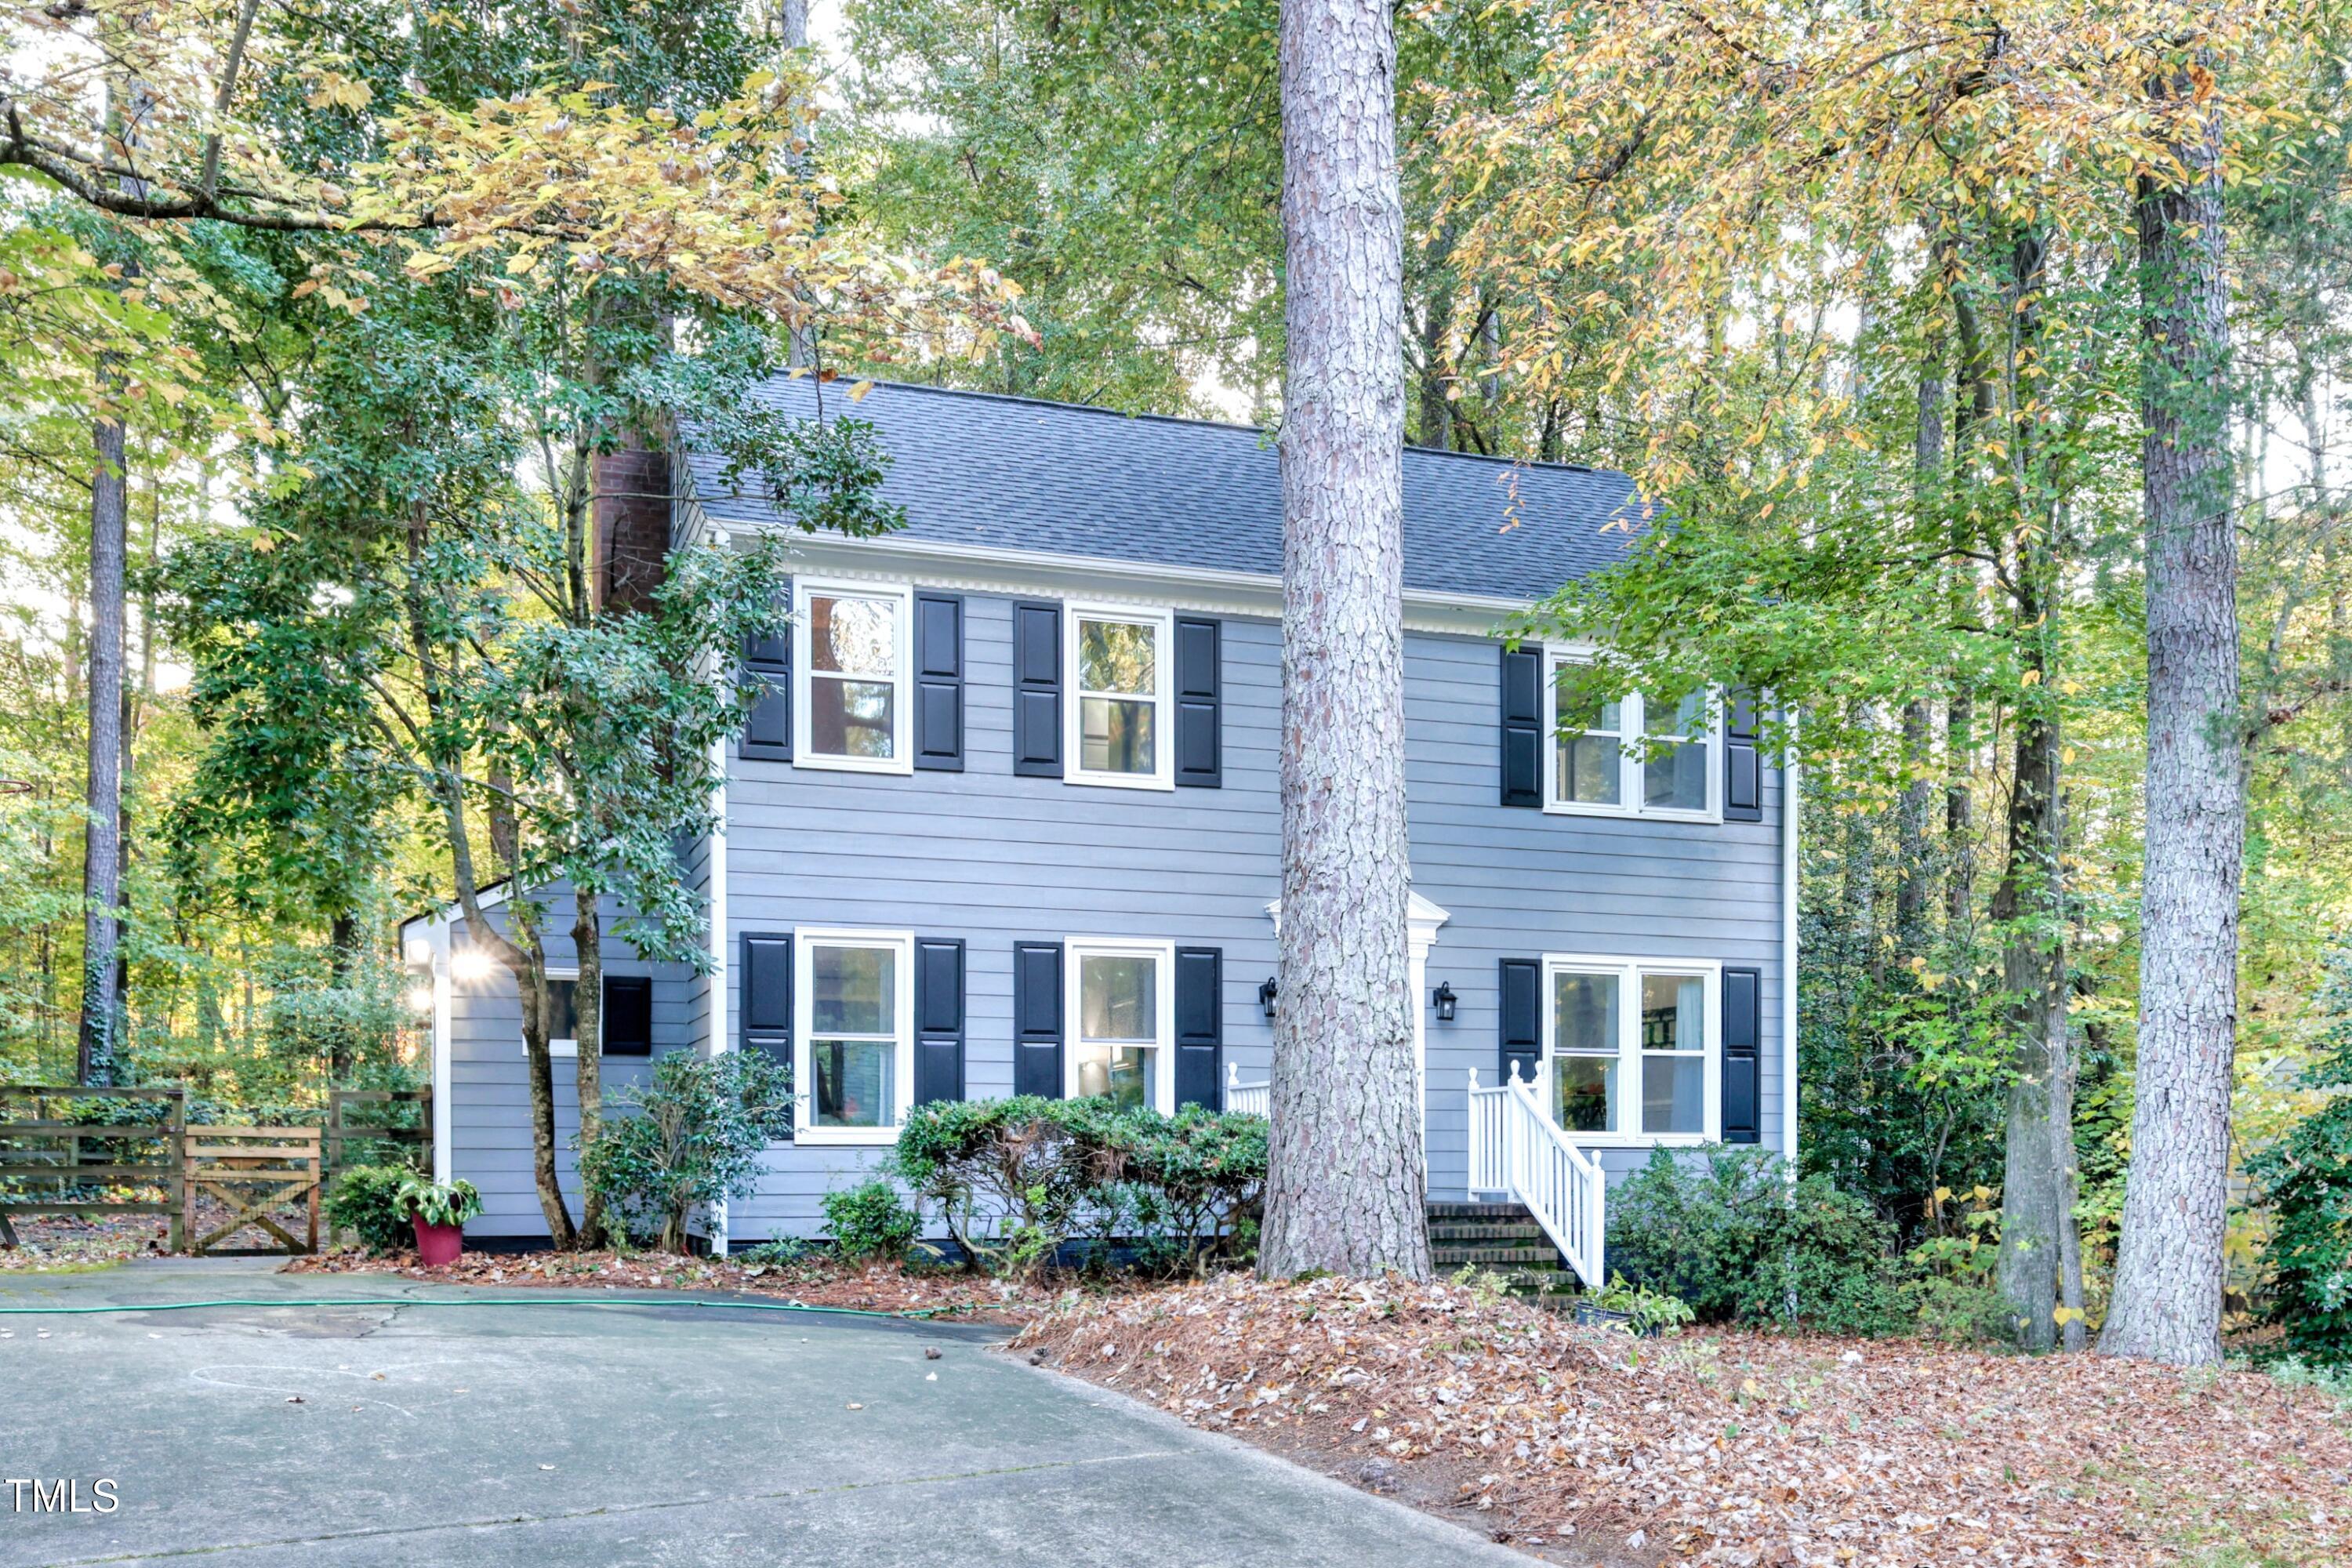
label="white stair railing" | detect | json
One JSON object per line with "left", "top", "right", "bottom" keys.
{"left": 1465, "top": 1065, "right": 1606, "bottom": 1290}
{"left": 1225, "top": 1062, "right": 1270, "bottom": 1118}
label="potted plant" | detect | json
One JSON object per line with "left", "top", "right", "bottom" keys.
{"left": 396, "top": 1175, "right": 482, "bottom": 1267}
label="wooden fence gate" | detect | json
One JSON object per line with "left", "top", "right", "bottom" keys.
{"left": 181, "top": 1127, "right": 321, "bottom": 1256}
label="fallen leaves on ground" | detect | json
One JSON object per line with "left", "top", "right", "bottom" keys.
{"left": 1011, "top": 1272, "right": 2352, "bottom": 1567}
{"left": 285, "top": 1247, "right": 1084, "bottom": 1323}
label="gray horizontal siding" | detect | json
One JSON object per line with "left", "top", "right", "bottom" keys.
{"left": 439, "top": 891, "right": 702, "bottom": 1236}
{"left": 442, "top": 589, "right": 1789, "bottom": 1243}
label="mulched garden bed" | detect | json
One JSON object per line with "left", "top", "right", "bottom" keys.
{"left": 285, "top": 1245, "right": 1105, "bottom": 1324}
{"left": 1009, "top": 1272, "right": 2352, "bottom": 1568}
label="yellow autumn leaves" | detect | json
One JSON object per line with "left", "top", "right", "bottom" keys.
{"left": 346, "top": 70, "right": 1035, "bottom": 355}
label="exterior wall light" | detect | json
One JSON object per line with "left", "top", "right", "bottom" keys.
{"left": 450, "top": 946, "right": 498, "bottom": 985}
{"left": 1432, "top": 981, "right": 1457, "bottom": 1022}
{"left": 1258, "top": 976, "right": 1279, "bottom": 1019}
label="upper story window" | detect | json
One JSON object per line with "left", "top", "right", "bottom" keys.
{"left": 1546, "top": 955, "right": 1718, "bottom": 1144}
{"left": 1065, "top": 938, "right": 1174, "bottom": 1109}
{"left": 794, "top": 928, "right": 915, "bottom": 1145}
{"left": 1544, "top": 649, "right": 1719, "bottom": 821}
{"left": 796, "top": 579, "right": 913, "bottom": 774}
{"left": 1067, "top": 605, "right": 1174, "bottom": 789}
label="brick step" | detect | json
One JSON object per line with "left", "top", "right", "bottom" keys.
{"left": 1435, "top": 1244, "right": 1566, "bottom": 1267}
{"left": 1425, "top": 1201, "right": 1534, "bottom": 1221}
{"left": 1428, "top": 1221, "right": 1544, "bottom": 1243}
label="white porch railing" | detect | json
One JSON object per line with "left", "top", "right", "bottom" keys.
{"left": 1225, "top": 1063, "right": 1270, "bottom": 1117}
{"left": 1466, "top": 1065, "right": 1606, "bottom": 1290}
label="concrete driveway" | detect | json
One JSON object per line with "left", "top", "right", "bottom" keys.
{"left": 1, "top": 1261, "right": 1519, "bottom": 1567}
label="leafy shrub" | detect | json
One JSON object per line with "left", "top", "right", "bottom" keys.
{"left": 734, "top": 1237, "right": 810, "bottom": 1268}
{"left": 1901, "top": 1219, "right": 2013, "bottom": 1343}
{"left": 1586, "top": 1272, "right": 1697, "bottom": 1337}
{"left": 575, "top": 1049, "right": 795, "bottom": 1252}
{"left": 1607, "top": 1147, "right": 1909, "bottom": 1336}
{"left": 394, "top": 1175, "right": 482, "bottom": 1229}
{"left": 822, "top": 1180, "right": 919, "bottom": 1262}
{"left": 2249, "top": 952, "right": 2352, "bottom": 1366}
{"left": 325, "top": 1164, "right": 414, "bottom": 1254}
{"left": 893, "top": 1095, "right": 1267, "bottom": 1277}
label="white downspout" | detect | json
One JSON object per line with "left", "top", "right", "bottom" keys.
{"left": 1780, "top": 719, "right": 1801, "bottom": 1175}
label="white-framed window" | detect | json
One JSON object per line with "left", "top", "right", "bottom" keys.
{"left": 793, "top": 928, "right": 916, "bottom": 1145}
{"left": 794, "top": 579, "right": 914, "bottom": 774}
{"left": 1064, "top": 938, "right": 1175, "bottom": 1109}
{"left": 539, "top": 968, "right": 581, "bottom": 1058}
{"left": 1544, "top": 648, "right": 1721, "bottom": 820}
{"left": 1065, "top": 604, "right": 1174, "bottom": 789}
{"left": 1542, "top": 954, "right": 1719, "bottom": 1145}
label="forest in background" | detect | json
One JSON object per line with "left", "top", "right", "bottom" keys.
{"left": 2, "top": 0, "right": 2347, "bottom": 1352}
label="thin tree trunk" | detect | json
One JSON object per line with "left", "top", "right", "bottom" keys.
{"left": 1897, "top": 310, "right": 1947, "bottom": 953}
{"left": 77, "top": 379, "right": 128, "bottom": 1086}
{"left": 1261, "top": 0, "right": 1429, "bottom": 1281}
{"left": 572, "top": 888, "right": 605, "bottom": 1249}
{"left": 2103, "top": 66, "right": 2240, "bottom": 1369}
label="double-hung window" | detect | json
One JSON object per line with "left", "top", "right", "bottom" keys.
{"left": 1543, "top": 955, "right": 1719, "bottom": 1144}
{"left": 1544, "top": 648, "right": 1720, "bottom": 820}
{"left": 793, "top": 929, "right": 915, "bottom": 1145}
{"left": 795, "top": 580, "right": 913, "bottom": 773}
{"left": 1065, "top": 938, "right": 1174, "bottom": 1109}
{"left": 1066, "top": 605, "right": 1174, "bottom": 789}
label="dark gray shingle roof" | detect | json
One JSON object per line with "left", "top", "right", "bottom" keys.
{"left": 685, "top": 376, "right": 1644, "bottom": 601}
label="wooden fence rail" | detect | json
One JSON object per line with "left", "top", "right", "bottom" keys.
{"left": 0, "top": 1085, "right": 186, "bottom": 1252}
{"left": 324, "top": 1088, "right": 433, "bottom": 1184}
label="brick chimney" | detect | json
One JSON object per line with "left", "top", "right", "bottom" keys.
{"left": 593, "top": 441, "right": 672, "bottom": 615}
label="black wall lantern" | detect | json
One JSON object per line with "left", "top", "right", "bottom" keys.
{"left": 1258, "top": 976, "right": 1279, "bottom": 1020}
{"left": 1432, "top": 981, "right": 1457, "bottom": 1022}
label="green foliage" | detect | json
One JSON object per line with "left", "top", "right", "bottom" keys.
{"left": 892, "top": 1095, "right": 1267, "bottom": 1277}
{"left": 1585, "top": 1272, "right": 1697, "bottom": 1338}
{"left": 2248, "top": 949, "right": 2352, "bottom": 1366}
{"left": 575, "top": 1049, "right": 795, "bottom": 1253}
{"left": 326, "top": 1165, "right": 416, "bottom": 1254}
{"left": 394, "top": 1174, "right": 482, "bottom": 1229}
{"left": 821, "top": 1180, "right": 920, "bottom": 1264}
{"left": 1607, "top": 1148, "right": 1911, "bottom": 1337}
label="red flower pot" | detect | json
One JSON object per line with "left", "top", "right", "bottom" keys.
{"left": 412, "top": 1217, "right": 463, "bottom": 1267}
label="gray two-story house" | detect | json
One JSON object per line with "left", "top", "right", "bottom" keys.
{"left": 402, "top": 376, "right": 1798, "bottom": 1279}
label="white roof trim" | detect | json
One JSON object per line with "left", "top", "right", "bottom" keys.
{"left": 693, "top": 505, "right": 1533, "bottom": 637}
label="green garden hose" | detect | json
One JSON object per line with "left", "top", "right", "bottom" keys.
{"left": 0, "top": 1294, "right": 970, "bottom": 1321}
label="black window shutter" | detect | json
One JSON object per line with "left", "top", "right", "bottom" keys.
{"left": 1173, "top": 946, "right": 1222, "bottom": 1109}
{"left": 1011, "top": 601, "right": 1062, "bottom": 777}
{"left": 1498, "top": 958, "right": 1542, "bottom": 1086}
{"left": 740, "top": 597, "right": 792, "bottom": 761}
{"left": 1499, "top": 644, "right": 1544, "bottom": 808}
{"left": 914, "top": 593, "right": 964, "bottom": 771}
{"left": 1724, "top": 691, "right": 1763, "bottom": 822}
{"left": 1173, "top": 618, "right": 1221, "bottom": 788}
{"left": 1012, "top": 940, "right": 1065, "bottom": 1096}
{"left": 1722, "top": 965, "right": 1762, "bottom": 1143}
{"left": 602, "top": 975, "right": 653, "bottom": 1056}
{"left": 740, "top": 934, "right": 793, "bottom": 1116}
{"left": 913, "top": 938, "right": 966, "bottom": 1105}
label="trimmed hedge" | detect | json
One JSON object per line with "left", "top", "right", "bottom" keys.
{"left": 891, "top": 1095, "right": 1266, "bottom": 1276}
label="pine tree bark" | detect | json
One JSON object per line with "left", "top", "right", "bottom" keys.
{"left": 77, "top": 387, "right": 128, "bottom": 1086}
{"left": 1261, "top": 0, "right": 1429, "bottom": 1281}
{"left": 2103, "top": 67, "right": 2240, "bottom": 1368}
